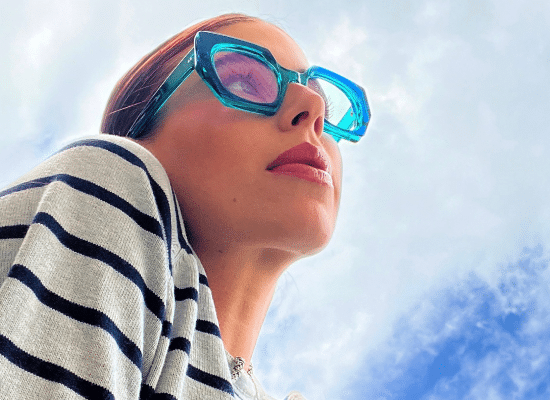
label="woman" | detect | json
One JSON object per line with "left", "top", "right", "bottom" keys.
{"left": 0, "top": 12, "right": 370, "bottom": 400}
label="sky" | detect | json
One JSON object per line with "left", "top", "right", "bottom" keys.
{"left": 1, "top": 0, "right": 550, "bottom": 399}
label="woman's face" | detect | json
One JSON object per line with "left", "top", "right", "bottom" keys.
{"left": 145, "top": 20, "right": 343, "bottom": 259}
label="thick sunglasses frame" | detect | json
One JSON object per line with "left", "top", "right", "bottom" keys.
{"left": 126, "top": 31, "right": 371, "bottom": 143}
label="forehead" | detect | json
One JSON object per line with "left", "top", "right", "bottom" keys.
{"left": 213, "top": 20, "right": 310, "bottom": 73}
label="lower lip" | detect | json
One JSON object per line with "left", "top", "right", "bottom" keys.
{"left": 268, "top": 163, "right": 333, "bottom": 187}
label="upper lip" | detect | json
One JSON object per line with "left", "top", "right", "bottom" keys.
{"left": 266, "top": 142, "right": 331, "bottom": 173}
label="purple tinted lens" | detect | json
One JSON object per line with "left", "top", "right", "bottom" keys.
{"left": 213, "top": 51, "right": 278, "bottom": 104}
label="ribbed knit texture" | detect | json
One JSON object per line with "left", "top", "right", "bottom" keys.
{"left": 0, "top": 135, "right": 235, "bottom": 399}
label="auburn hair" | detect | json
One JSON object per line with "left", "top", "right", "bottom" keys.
{"left": 101, "top": 13, "right": 264, "bottom": 138}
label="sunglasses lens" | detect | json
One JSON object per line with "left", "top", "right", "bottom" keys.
{"left": 213, "top": 51, "right": 279, "bottom": 104}
{"left": 308, "top": 78, "right": 358, "bottom": 131}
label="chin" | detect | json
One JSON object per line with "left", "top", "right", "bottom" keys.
{"left": 282, "top": 208, "right": 338, "bottom": 256}
{"left": 286, "top": 222, "right": 336, "bottom": 258}
{"left": 306, "top": 232, "right": 334, "bottom": 256}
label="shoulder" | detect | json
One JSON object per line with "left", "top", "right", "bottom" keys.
{"left": 2, "top": 134, "right": 172, "bottom": 217}
{"left": 45, "top": 134, "right": 171, "bottom": 193}
{"left": 0, "top": 135, "right": 181, "bottom": 258}
{"left": 55, "top": 135, "right": 164, "bottom": 174}
{"left": 0, "top": 135, "right": 180, "bottom": 307}
{"left": 0, "top": 136, "right": 180, "bottom": 398}
{"left": 0, "top": 134, "right": 192, "bottom": 273}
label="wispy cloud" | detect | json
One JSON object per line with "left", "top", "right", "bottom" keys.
{"left": 340, "top": 245, "right": 550, "bottom": 400}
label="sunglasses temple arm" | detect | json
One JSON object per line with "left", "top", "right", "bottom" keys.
{"left": 127, "top": 51, "right": 196, "bottom": 138}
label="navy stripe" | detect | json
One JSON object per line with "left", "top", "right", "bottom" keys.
{"left": 61, "top": 139, "right": 175, "bottom": 275}
{"left": 187, "top": 364, "right": 234, "bottom": 395}
{"left": 57, "top": 139, "right": 150, "bottom": 169}
{"left": 150, "top": 177, "right": 173, "bottom": 274}
{"left": 0, "top": 174, "right": 163, "bottom": 239}
{"left": 175, "top": 287, "right": 198, "bottom": 302}
{"left": 139, "top": 384, "right": 177, "bottom": 400}
{"left": 57, "top": 174, "right": 163, "bottom": 238}
{"left": 0, "top": 334, "right": 115, "bottom": 400}
{"left": 161, "top": 320, "right": 172, "bottom": 338}
{"left": 32, "top": 211, "right": 165, "bottom": 321}
{"left": 196, "top": 320, "right": 221, "bottom": 338}
{"left": 140, "top": 384, "right": 155, "bottom": 400}
{"left": 152, "top": 394, "right": 177, "bottom": 400}
{"left": 0, "top": 225, "right": 28, "bottom": 239}
{"left": 172, "top": 191, "right": 193, "bottom": 254}
{"left": 168, "top": 337, "right": 191, "bottom": 354}
{"left": 0, "top": 177, "right": 51, "bottom": 198}
{"left": 199, "top": 274, "right": 209, "bottom": 287}
{"left": 8, "top": 264, "right": 142, "bottom": 368}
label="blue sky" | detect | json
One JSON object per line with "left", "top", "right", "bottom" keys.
{"left": 2, "top": 0, "right": 550, "bottom": 399}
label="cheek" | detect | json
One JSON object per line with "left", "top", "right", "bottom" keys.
{"left": 168, "top": 104, "right": 264, "bottom": 194}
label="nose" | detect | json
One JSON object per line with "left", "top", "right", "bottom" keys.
{"left": 276, "top": 82, "right": 326, "bottom": 139}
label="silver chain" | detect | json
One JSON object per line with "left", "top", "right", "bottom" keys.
{"left": 227, "top": 351, "right": 304, "bottom": 400}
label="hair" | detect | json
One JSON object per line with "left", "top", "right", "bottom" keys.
{"left": 101, "top": 13, "right": 265, "bottom": 138}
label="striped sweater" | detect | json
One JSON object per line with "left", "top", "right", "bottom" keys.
{"left": 0, "top": 135, "right": 236, "bottom": 399}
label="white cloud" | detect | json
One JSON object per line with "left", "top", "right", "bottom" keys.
{"left": 341, "top": 246, "right": 550, "bottom": 399}
{"left": 310, "top": 12, "right": 370, "bottom": 84}
{"left": 414, "top": 0, "right": 451, "bottom": 25}
{"left": 25, "top": 28, "right": 54, "bottom": 70}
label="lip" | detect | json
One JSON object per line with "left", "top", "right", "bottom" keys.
{"left": 266, "top": 142, "right": 333, "bottom": 187}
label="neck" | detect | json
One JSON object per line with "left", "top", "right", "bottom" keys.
{"left": 194, "top": 243, "right": 296, "bottom": 370}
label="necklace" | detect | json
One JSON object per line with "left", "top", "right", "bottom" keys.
{"left": 225, "top": 351, "right": 306, "bottom": 400}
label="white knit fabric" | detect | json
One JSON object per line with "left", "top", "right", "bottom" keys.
{"left": 0, "top": 135, "right": 236, "bottom": 399}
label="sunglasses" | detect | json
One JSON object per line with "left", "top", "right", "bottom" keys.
{"left": 127, "top": 31, "right": 371, "bottom": 143}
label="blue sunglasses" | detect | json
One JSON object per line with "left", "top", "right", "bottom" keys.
{"left": 127, "top": 31, "right": 371, "bottom": 143}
